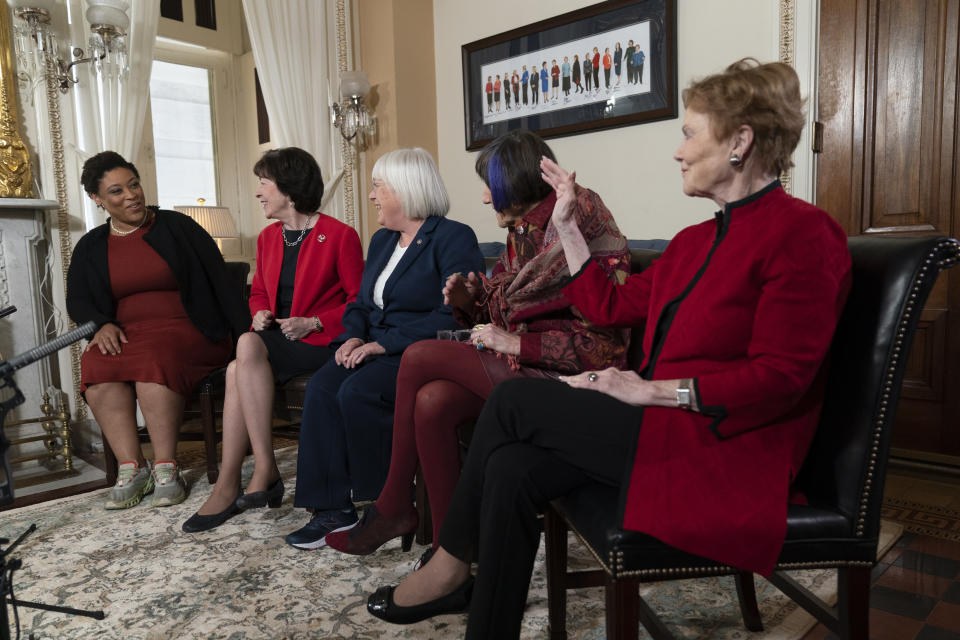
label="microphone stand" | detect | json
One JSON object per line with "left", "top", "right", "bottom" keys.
{"left": 1, "top": 322, "right": 105, "bottom": 639}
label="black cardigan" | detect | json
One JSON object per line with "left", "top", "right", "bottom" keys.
{"left": 66, "top": 208, "right": 250, "bottom": 344}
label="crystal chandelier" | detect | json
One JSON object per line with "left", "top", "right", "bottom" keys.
{"left": 11, "top": 0, "right": 130, "bottom": 95}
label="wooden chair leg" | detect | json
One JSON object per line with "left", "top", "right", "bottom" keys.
{"left": 606, "top": 576, "right": 642, "bottom": 640}
{"left": 414, "top": 466, "right": 432, "bottom": 546}
{"left": 544, "top": 507, "right": 569, "bottom": 640}
{"left": 199, "top": 385, "right": 219, "bottom": 484}
{"left": 735, "top": 571, "right": 763, "bottom": 631}
{"left": 102, "top": 438, "right": 117, "bottom": 486}
{"left": 837, "top": 566, "right": 870, "bottom": 640}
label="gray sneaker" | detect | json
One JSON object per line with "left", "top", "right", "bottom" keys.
{"left": 104, "top": 462, "right": 154, "bottom": 510}
{"left": 150, "top": 461, "right": 186, "bottom": 507}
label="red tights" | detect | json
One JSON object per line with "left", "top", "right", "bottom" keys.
{"left": 375, "top": 340, "right": 519, "bottom": 544}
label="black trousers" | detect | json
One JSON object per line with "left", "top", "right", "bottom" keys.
{"left": 439, "top": 378, "right": 641, "bottom": 640}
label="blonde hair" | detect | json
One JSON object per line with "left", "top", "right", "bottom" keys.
{"left": 682, "top": 58, "right": 805, "bottom": 175}
{"left": 371, "top": 148, "right": 450, "bottom": 219}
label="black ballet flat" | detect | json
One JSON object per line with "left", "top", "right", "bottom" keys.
{"left": 235, "top": 478, "right": 284, "bottom": 510}
{"left": 367, "top": 575, "right": 474, "bottom": 624}
{"left": 182, "top": 495, "right": 241, "bottom": 533}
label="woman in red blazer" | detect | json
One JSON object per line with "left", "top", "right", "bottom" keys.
{"left": 368, "top": 60, "right": 853, "bottom": 638}
{"left": 184, "top": 147, "right": 363, "bottom": 533}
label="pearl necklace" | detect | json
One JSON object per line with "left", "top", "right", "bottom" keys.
{"left": 110, "top": 210, "right": 150, "bottom": 236}
{"left": 283, "top": 215, "right": 316, "bottom": 247}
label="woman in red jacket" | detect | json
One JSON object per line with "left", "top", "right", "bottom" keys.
{"left": 184, "top": 147, "right": 364, "bottom": 532}
{"left": 367, "top": 59, "right": 853, "bottom": 638}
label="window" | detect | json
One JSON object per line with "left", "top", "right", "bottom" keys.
{"left": 149, "top": 60, "right": 218, "bottom": 209}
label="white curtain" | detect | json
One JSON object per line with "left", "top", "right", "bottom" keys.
{"left": 70, "top": 0, "right": 160, "bottom": 229}
{"left": 241, "top": 0, "right": 337, "bottom": 206}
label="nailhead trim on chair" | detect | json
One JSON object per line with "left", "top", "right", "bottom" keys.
{"left": 568, "top": 517, "right": 878, "bottom": 580}
{"left": 854, "top": 238, "right": 959, "bottom": 536}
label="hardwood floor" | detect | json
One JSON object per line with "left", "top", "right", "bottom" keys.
{"left": 803, "top": 471, "right": 960, "bottom": 640}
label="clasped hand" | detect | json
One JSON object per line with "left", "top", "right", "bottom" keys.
{"left": 335, "top": 337, "right": 386, "bottom": 369}
{"left": 254, "top": 310, "right": 313, "bottom": 341}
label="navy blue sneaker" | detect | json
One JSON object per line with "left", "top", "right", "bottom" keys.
{"left": 285, "top": 508, "right": 358, "bottom": 550}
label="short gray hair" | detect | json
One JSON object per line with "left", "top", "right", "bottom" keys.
{"left": 371, "top": 148, "right": 450, "bottom": 220}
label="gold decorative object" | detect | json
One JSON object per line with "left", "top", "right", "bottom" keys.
{"left": 6, "top": 392, "right": 73, "bottom": 471}
{"left": 0, "top": 3, "right": 35, "bottom": 198}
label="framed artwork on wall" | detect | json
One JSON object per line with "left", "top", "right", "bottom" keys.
{"left": 461, "top": 0, "right": 677, "bottom": 150}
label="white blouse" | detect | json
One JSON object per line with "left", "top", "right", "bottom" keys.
{"left": 372, "top": 241, "right": 408, "bottom": 309}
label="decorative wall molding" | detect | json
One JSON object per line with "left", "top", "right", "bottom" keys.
{"left": 335, "top": 0, "right": 358, "bottom": 231}
{"left": 0, "top": 229, "right": 8, "bottom": 309}
{"left": 44, "top": 55, "right": 85, "bottom": 421}
{"left": 779, "top": 0, "right": 819, "bottom": 203}
{"left": 779, "top": 0, "right": 795, "bottom": 194}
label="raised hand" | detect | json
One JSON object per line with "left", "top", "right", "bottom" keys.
{"left": 540, "top": 156, "right": 577, "bottom": 228}
{"left": 443, "top": 272, "right": 482, "bottom": 311}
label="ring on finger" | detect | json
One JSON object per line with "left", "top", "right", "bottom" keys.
{"left": 587, "top": 372, "right": 598, "bottom": 382}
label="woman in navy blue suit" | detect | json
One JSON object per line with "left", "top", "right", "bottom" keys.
{"left": 286, "top": 148, "right": 484, "bottom": 549}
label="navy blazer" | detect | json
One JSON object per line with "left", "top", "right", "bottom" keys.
{"left": 340, "top": 216, "right": 484, "bottom": 355}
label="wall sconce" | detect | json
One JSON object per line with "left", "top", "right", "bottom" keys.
{"left": 11, "top": 0, "right": 130, "bottom": 94}
{"left": 175, "top": 200, "right": 241, "bottom": 256}
{"left": 331, "top": 71, "right": 376, "bottom": 151}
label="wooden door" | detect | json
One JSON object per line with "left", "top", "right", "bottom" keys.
{"left": 816, "top": 0, "right": 960, "bottom": 467}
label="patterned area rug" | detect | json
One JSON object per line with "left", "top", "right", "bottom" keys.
{"left": 882, "top": 496, "right": 960, "bottom": 542}
{"left": 1, "top": 446, "right": 900, "bottom": 640}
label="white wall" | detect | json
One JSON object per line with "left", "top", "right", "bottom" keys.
{"left": 433, "top": 0, "right": 780, "bottom": 243}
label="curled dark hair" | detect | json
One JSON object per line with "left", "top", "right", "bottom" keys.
{"left": 80, "top": 151, "right": 139, "bottom": 195}
{"left": 474, "top": 130, "right": 556, "bottom": 213}
{"left": 253, "top": 147, "right": 325, "bottom": 213}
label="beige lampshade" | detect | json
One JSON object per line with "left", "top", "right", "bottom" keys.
{"left": 174, "top": 205, "right": 240, "bottom": 254}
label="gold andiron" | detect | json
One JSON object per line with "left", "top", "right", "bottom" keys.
{"left": 0, "top": 3, "right": 35, "bottom": 198}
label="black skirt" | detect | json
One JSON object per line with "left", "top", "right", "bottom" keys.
{"left": 255, "top": 328, "right": 335, "bottom": 383}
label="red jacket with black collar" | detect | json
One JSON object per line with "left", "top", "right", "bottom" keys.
{"left": 563, "top": 182, "right": 852, "bottom": 575}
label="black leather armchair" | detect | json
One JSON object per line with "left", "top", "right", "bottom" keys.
{"left": 544, "top": 235, "right": 960, "bottom": 640}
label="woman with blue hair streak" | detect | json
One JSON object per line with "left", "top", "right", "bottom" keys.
{"left": 325, "top": 130, "right": 630, "bottom": 562}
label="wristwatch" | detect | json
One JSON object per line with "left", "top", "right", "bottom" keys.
{"left": 676, "top": 379, "right": 692, "bottom": 411}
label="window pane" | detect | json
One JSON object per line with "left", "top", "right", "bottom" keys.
{"left": 149, "top": 60, "right": 218, "bottom": 209}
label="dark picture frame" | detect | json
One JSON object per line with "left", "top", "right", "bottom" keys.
{"left": 461, "top": 0, "right": 676, "bottom": 150}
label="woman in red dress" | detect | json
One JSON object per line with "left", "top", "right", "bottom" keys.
{"left": 67, "top": 152, "right": 249, "bottom": 510}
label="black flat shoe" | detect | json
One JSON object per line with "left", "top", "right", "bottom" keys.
{"left": 182, "top": 495, "right": 241, "bottom": 533}
{"left": 236, "top": 478, "right": 284, "bottom": 509}
{"left": 367, "top": 575, "right": 473, "bottom": 624}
